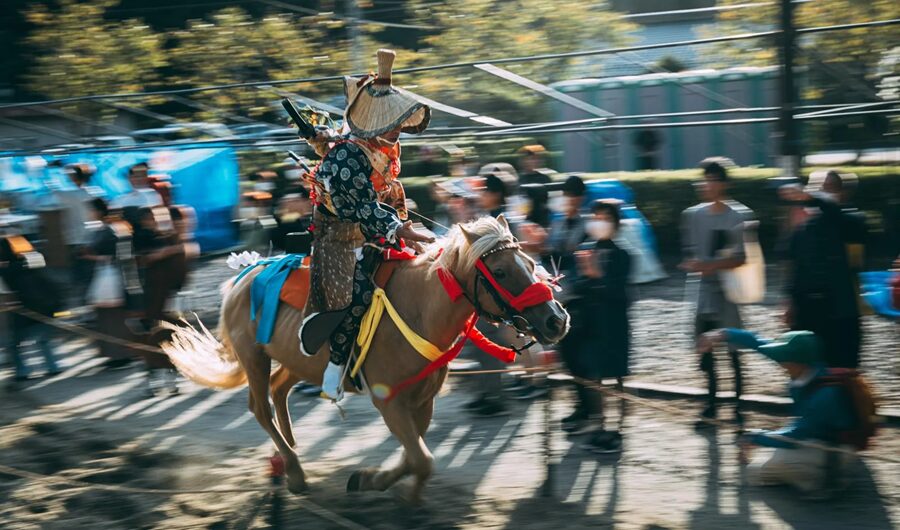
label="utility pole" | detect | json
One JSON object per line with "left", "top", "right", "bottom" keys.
{"left": 348, "top": 0, "right": 363, "bottom": 74}
{"left": 778, "top": 0, "right": 800, "bottom": 177}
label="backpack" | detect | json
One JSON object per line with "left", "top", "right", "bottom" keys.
{"left": 813, "top": 368, "right": 878, "bottom": 450}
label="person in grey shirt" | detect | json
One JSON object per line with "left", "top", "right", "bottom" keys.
{"left": 680, "top": 158, "right": 752, "bottom": 425}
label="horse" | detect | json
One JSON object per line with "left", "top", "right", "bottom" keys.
{"left": 161, "top": 215, "right": 569, "bottom": 502}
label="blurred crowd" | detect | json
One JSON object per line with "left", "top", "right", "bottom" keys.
{"left": 2, "top": 143, "right": 897, "bottom": 498}
{"left": 1, "top": 161, "right": 200, "bottom": 395}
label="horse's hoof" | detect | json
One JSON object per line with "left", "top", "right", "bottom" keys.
{"left": 346, "top": 470, "right": 363, "bottom": 492}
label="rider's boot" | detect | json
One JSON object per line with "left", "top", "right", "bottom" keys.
{"left": 322, "top": 361, "right": 345, "bottom": 401}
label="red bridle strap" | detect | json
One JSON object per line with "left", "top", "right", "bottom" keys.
{"left": 474, "top": 259, "right": 554, "bottom": 312}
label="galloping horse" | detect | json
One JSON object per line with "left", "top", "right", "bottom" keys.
{"left": 162, "top": 216, "right": 569, "bottom": 502}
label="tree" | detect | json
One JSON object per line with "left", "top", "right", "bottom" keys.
{"left": 24, "top": 0, "right": 167, "bottom": 111}
{"left": 709, "top": 0, "right": 899, "bottom": 150}
{"left": 404, "top": 0, "right": 635, "bottom": 123}
{"left": 166, "top": 7, "right": 358, "bottom": 122}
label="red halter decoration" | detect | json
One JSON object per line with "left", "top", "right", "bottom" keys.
{"left": 378, "top": 246, "right": 552, "bottom": 402}
{"left": 474, "top": 259, "right": 554, "bottom": 313}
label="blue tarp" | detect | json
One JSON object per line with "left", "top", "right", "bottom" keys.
{"left": 859, "top": 271, "right": 900, "bottom": 319}
{"left": 0, "top": 144, "right": 239, "bottom": 251}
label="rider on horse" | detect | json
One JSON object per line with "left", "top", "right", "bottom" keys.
{"left": 301, "top": 49, "right": 435, "bottom": 400}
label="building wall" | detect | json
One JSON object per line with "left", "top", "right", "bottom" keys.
{"left": 554, "top": 68, "right": 779, "bottom": 172}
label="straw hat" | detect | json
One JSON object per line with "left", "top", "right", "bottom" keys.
{"left": 343, "top": 49, "right": 431, "bottom": 139}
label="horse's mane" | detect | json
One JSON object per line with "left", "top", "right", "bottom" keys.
{"left": 414, "top": 216, "right": 516, "bottom": 276}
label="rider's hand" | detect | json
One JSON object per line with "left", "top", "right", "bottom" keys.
{"left": 395, "top": 221, "right": 435, "bottom": 253}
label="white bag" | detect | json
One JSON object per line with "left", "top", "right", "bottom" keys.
{"left": 87, "top": 259, "right": 124, "bottom": 308}
{"left": 721, "top": 228, "right": 766, "bottom": 305}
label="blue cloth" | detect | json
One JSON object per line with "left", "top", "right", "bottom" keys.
{"left": 724, "top": 329, "right": 856, "bottom": 449}
{"left": 235, "top": 254, "right": 307, "bottom": 344}
{"left": 860, "top": 271, "right": 900, "bottom": 318}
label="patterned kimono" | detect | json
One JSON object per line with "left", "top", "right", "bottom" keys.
{"left": 314, "top": 140, "right": 406, "bottom": 364}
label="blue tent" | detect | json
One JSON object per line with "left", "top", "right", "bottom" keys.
{"left": 0, "top": 145, "right": 239, "bottom": 251}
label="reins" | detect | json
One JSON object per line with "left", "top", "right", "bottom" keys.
{"left": 361, "top": 238, "right": 556, "bottom": 401}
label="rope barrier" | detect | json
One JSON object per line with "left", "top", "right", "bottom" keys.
{"left": 6, "top": 305, "right": 169, "bottom": 355}
{"left": 568, "top": 375, "right": 900, "bottom": 465}
{"left": 5, "top": 303, "right": 897, "bottom": 466}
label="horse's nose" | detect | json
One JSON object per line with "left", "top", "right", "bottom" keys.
{"left": 546, "top": 314, "right": 565, "bottom": 336}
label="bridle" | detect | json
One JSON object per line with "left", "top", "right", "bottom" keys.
{"left": 449, "top": 241, "right": 555, "bottom": 350}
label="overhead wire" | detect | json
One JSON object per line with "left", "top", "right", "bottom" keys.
{"left": 1, "top": 17, "right": 897, "bottom": 112}
{"left": 4, "top": 105, "right": 895, "bottom": 157}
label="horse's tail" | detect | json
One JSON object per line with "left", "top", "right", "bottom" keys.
{"left": 160, "top": 316, "right": 247, "bottom": 390}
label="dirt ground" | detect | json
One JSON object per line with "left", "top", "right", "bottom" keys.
{"left": 179, "top": 258, "right": 900, "bottom": 410}
{"left": 1, "top": 344, "right": 897, "bottom": 530}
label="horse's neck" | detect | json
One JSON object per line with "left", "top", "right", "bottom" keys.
{"left": 386, "top": 263, "right": 473, "bottom": 351}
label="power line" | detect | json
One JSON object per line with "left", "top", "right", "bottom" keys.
{"left": 5, "top": 105, "right": 895, "bottom": 157}
{"left": 2, "top": 17, "right": 897, "bottom": 112}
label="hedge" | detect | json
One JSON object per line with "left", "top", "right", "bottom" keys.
{"left": 400, "top": 166, "right": 900, "bottom": 261}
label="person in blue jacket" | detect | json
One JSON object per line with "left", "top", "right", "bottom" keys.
{"left": 698, "top": 328, "right": 859, "bottom": 494}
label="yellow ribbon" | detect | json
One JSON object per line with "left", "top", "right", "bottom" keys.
{"left": 351, "top": 287, "right": 443, "bottom": 378}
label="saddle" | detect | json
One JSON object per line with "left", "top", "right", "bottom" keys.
{"left": 298, "top": 247, "right": 413, "bottom": 358}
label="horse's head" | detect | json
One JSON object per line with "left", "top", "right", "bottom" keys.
{"left": 431, "top": 215, "right": 569, "bottom": 345}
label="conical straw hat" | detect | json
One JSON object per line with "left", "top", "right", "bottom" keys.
{"left": 343, "top": 49, "right": 431, "bottom": 139}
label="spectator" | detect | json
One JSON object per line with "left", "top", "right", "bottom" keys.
{"left": 698, "top": 328, "right": 874, "bottom": 495}
{"left": 566, "top": 200, "right": 632, "bottom": 452}
{"left": 517, "top": 184, "right": 551, "bottom": 260}
{"left": 110, "top": 162, "right": 163, "bottom": 210}
{"left": 83, "top": 198, "right": 135, "bottom": 369}
{"left": 477, "top": 173, "right": 515, "bottom": 219}
{"left": 130, "top": 206, "right": 187, "bottom": 395}
{"left": 517, "top": 144, "right": 555, "bottom": 187}
{"left": 780, "top": 184, "right": 860, "bottom": 368}
{"left": 272, "top": 189, "right": 313, "bottom": 251}
{"left": 0, "top": 235, "right": 62, "bottom": 383}
{"left": 56, "top": 163, "right": 102, "bottom": 306}
{"left": 546, "top": 174, "right": 589, "bottom": 280}
{"left": 680, "top": 158, "right": 752, "bottom": 425}
{"left": 463, "top": 172, "right": 519, "bottom": 417}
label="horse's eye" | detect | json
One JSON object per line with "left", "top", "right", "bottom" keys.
{"left": 493, "top": 269, "right": 506, "bottom": 280}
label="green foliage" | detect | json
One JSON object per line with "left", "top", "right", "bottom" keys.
{"left": 166, "top": 8, "right": 352, "bottom": 122}
{"left": 708, "top": 0, "right": 899, "bottom": 150}
{"left": 24, "top": 0, "right": 167, "bottom": 113}
{"left": 405, "top": 0, "right": 635, "bottom": 122}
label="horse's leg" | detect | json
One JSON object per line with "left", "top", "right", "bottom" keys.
{"left": 270, "top": 365, "right": 302, "bottom": 448}
{"left": 348, "top": 401, "right": 434, "bottom": 503}
{"left": 243, "top": 347, "right": 307, "bottom": 493}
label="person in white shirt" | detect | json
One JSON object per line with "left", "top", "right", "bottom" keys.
{"left": 109, "top": 162, "right": 163, "bottom": 210}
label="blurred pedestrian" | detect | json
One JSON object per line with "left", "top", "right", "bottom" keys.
{"left": 547, "top": 175, "right": 589, "bottom": 280}
{"left": 563, "top": 201, "right": 632, "bottom": 451}
{"left": 463, "top": 172, "right": 519, "bottom": 417}
{"left": 779, "top": 184, "right": 861, "bottom": 369}
{"left": 272, "top": 188, "right": 313, "bottom": 251}
{"left": 699, "top": 328, "right": 875, "bottom": 496}
{"left": 516, "top": 184, "right": 551, "bottom": 262}
{"left": 517, "top": 144, "right": 555, "bottom": 186}
{"left": 130, "top": 206, "right": 188, "bottom": 395}
{"left": 57, "top": 163, "right": 102, "bottom": 307}
{"left": 83, "top": 198, "right": 135, "bottom": 369}
{"left": 0, "top": 235, "right": 62, "bottom": 383}
{"left": 680, "top": 158, "right": 753, "bottom": 425}
{"left": 110, "top": 162, "right": 163, "bottom": 209}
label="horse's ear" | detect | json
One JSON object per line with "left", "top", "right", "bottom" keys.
{"left": 460, "top": 226, "right": 481, "bottom": 245}
{"left": 496, "top": 213, "right": 509, "bottom": 232}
